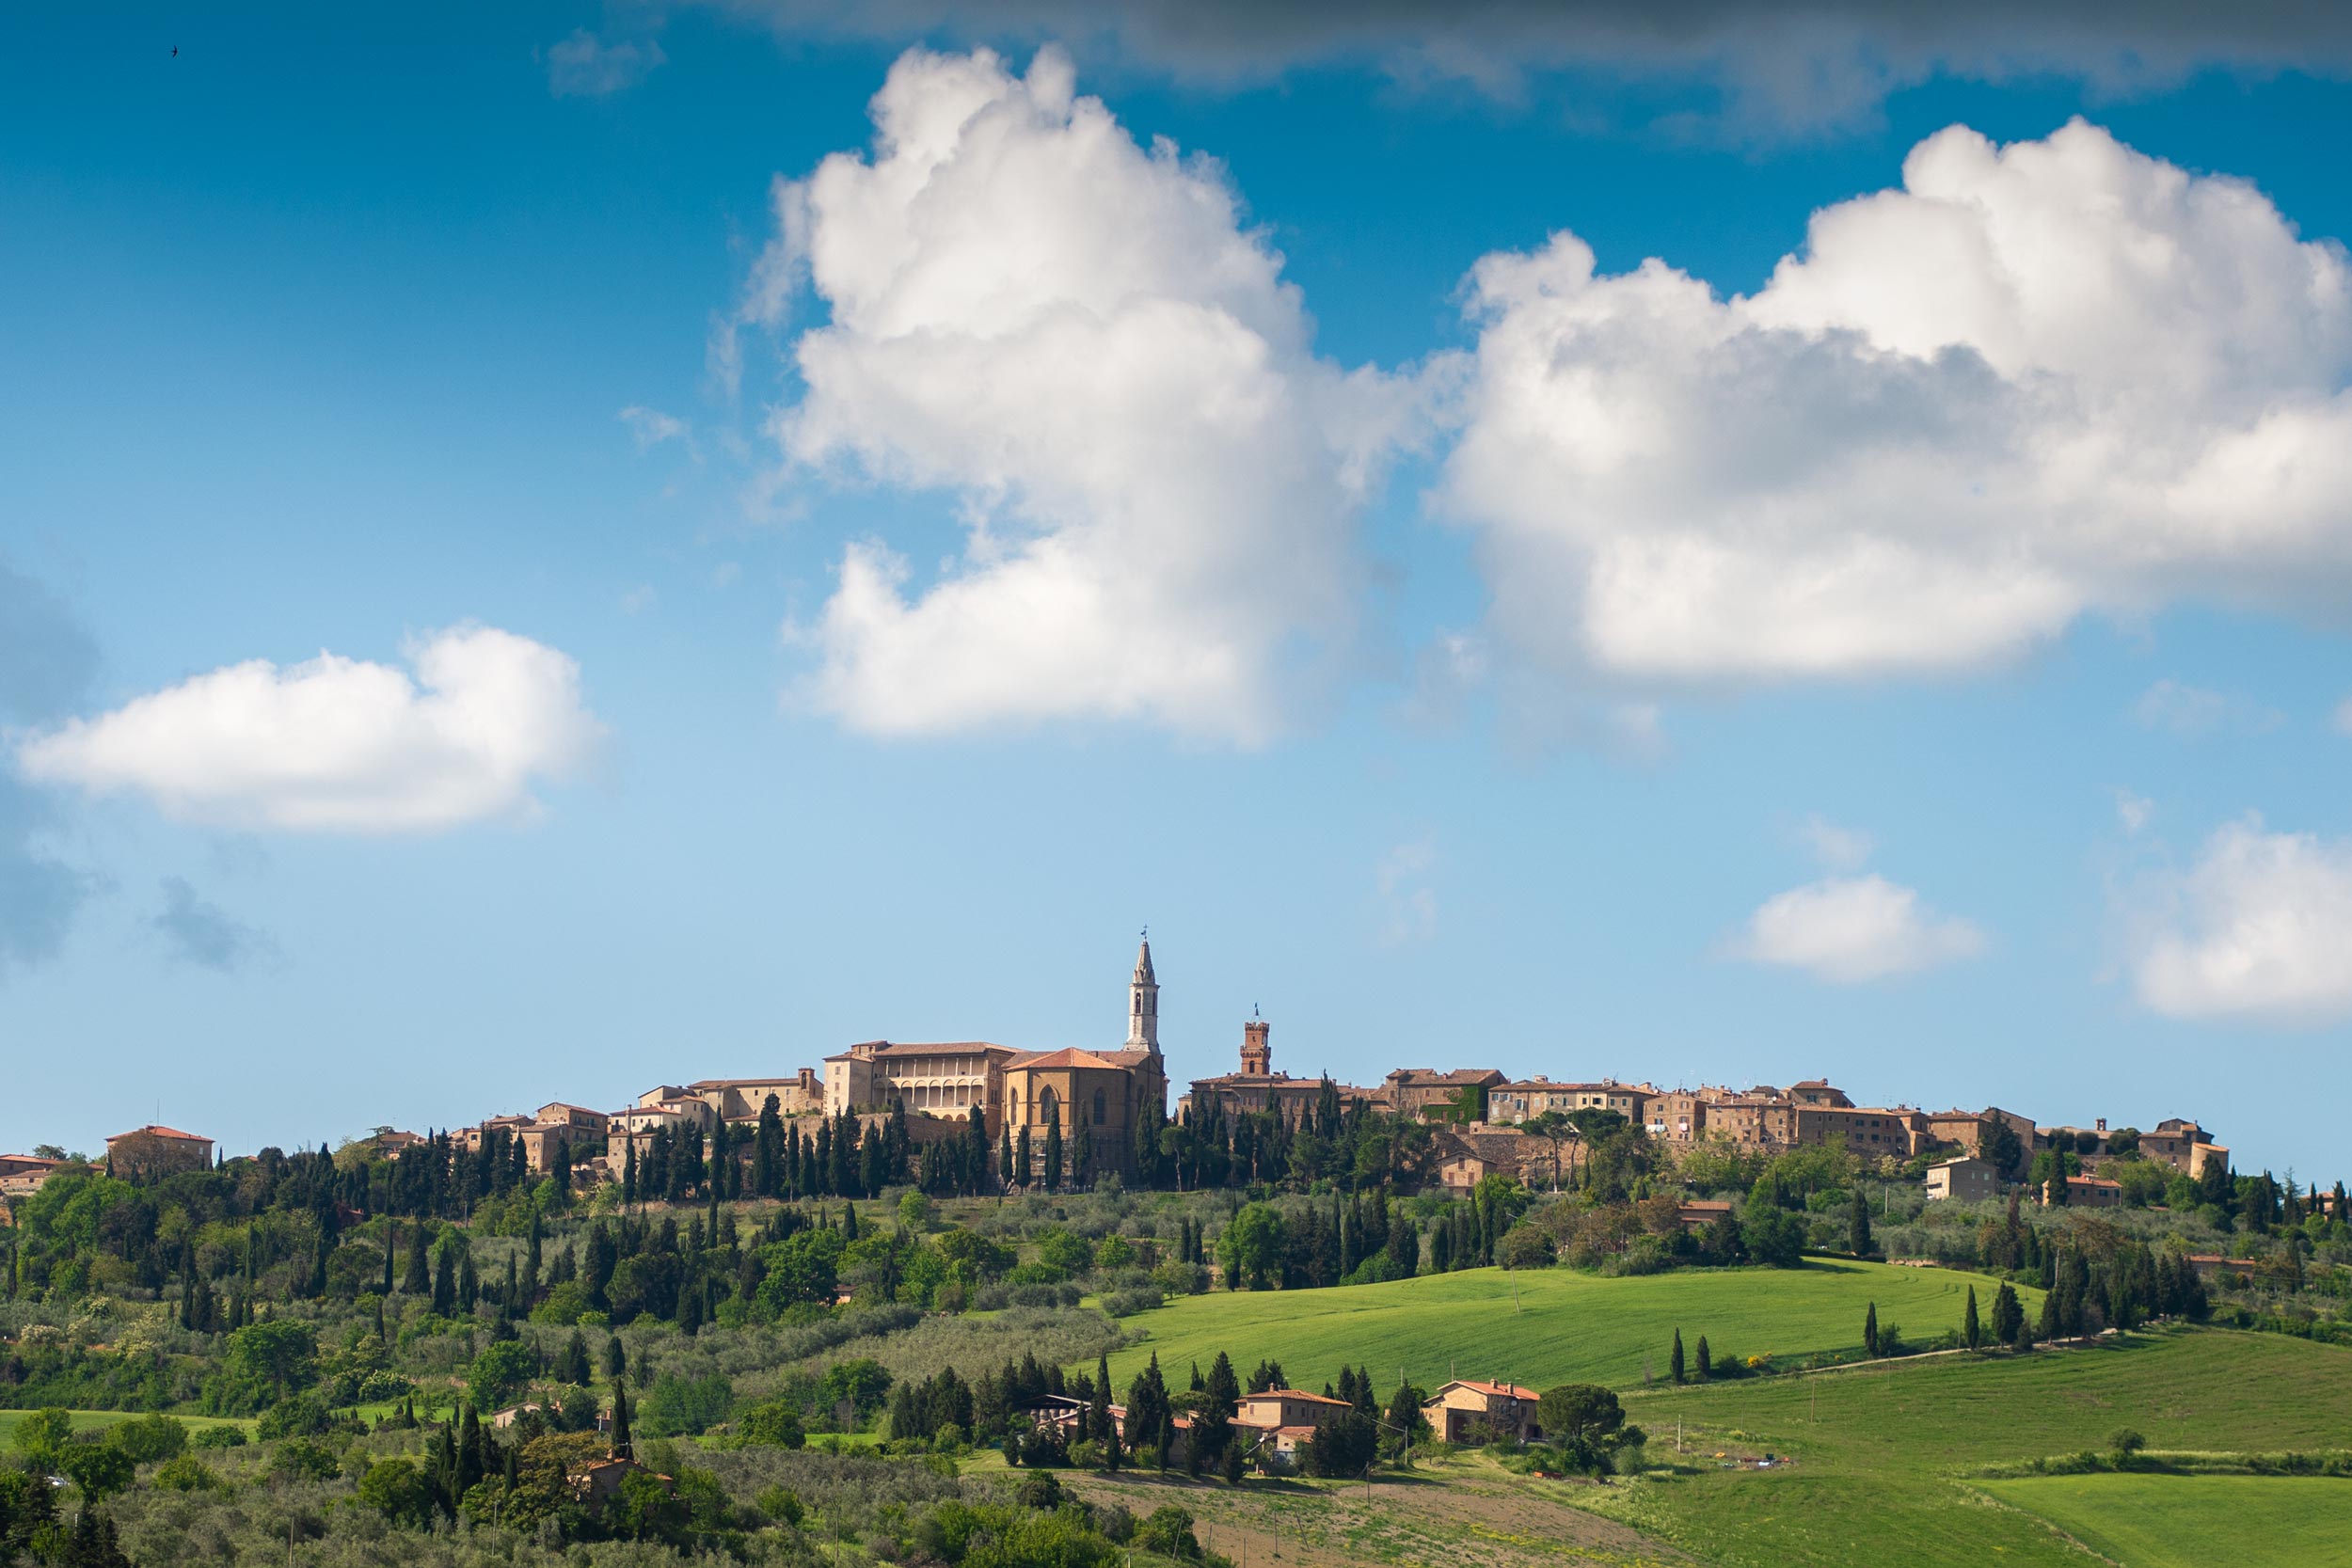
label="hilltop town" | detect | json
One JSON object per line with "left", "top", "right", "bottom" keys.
{"left": 0, "top": 940, "right": 2251, "bottom": 1215}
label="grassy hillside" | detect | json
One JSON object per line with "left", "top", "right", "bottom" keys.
{"left": 1572, "top": 1328, "right": 2352, "bottom": 1568}
{"left": 1979, "top": 1475, "right": 2352, "bottom": 1567}
{"left": 1052, "top": 1331, "right": 2352, "bottom": 1568}
{"left": 1102, "top": 1259, "right": 2028, "bottom": 1393}
{"left": 0, "top": 1408, "right": 252, "bottom": 1444}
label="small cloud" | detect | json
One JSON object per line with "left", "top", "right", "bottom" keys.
{"left": 1376, "top": 840, "right": 1438, "bottom": 947}
{"left": 2132, "top": 679, "right": 2282, "bottom": 739}
{"left": 152, "top": 877, "right": 276, "bottom": 972}
{"left": 2115, "top": 789, "right": 2154, "bottom": 835}
{"left": 711, "top": 562, "right": 743, "bottom": 590}
{"left": 1731, "top": 873, "right": 1984, "bottom": 984}
{"left": 620, "top": 585, "right": 658, "bottom": 616}
{"left": 619, "top": 404, "right": 694, "bottom": 454}
{"left": 2129, "top": 816, "right": 2352, "bottom": 1025}
{"left": 2333, "top": 696, "right": 2352, "bottom": 736}
{"left": 547, "top": 30, "right": 665, "bottom": 98}
{"left": 1798, "top": 815, "right": 1876, "bottom": 873}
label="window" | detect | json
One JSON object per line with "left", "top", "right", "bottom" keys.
{"left": 1094, "top": 1088, "right": 1107, "bottom": 1124}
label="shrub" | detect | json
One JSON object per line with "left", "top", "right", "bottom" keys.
{"left": 191, "top": 1425, "right": 248, "bottom": 1450}
{"left": 151, "top": 1454, "right": 219, "bottom": 1493}
{"left": 1136, "top": 1503, "right": 1205, "bottom": 1559}
{"left": 257, "top": 1394, "right": 330, "bottom": 1441}
{"left": 106, "top": 1414, "right": 187, "bottom": 1465}
{"left": 271, "top": 1436, "right": 342, "bottom": 1483}
{"left": 755, "top": 1485, "right": 806, "bottom": 1527}
{"left": 735, "top": 1399, "right": 807, "bottom": 1449}
{"left": 1100, "top": 1286, "right": 1164, "bottom": 1319}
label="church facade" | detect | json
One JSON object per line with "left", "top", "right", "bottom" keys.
{"left": 823, "top": 941, "right": 1169, "bottom": 1178}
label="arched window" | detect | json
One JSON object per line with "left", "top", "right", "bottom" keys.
{"left": 1009, "top": 1090, "right": 1022, "bottom": 1122}
{"left": 1094, "top": 1088, "right": 1107, "bottom": 1124}
{"left": 1039, "top": 1087, "right": 1058, "bottom": 1128}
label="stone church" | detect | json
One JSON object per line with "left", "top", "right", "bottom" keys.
{"left": 823, "top": 939, "right": 1169, "bottom": 1177}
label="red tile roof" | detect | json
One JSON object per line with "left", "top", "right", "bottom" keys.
{"left": 108, "top": 1125, "right": 210, "bottom": 1143}
{"left": 1241, "top": 1389, "right": 1349, "bottom": 1407}
{"left": 1013, "top": 1049, "right": 1122, "bottom": 1071}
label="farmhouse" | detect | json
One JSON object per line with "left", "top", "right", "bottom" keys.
{"left": 1422, "top": 1379, "right": 1541, "bottom": 1444}
{"left": 1925, "top": 1156, "right": 2000, "bottom": 1203}
{"left": 103, "top": 1125, "right": 212, "bottom": 1180}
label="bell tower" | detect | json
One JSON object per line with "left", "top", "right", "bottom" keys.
{"left": 1241, "top": 1009, "right": 1271, "bottom": 1076}
{"left": 1126, "top": 937, "right": 1159, "bottom": 1051}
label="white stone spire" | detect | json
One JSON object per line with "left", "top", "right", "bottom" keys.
{"left": 1127, "top": 936, "right": 1159, "bottom": 1050}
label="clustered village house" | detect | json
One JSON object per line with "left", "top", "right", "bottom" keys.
{"left": 3, "top": 940, "right": 2233, "bottom": 1210}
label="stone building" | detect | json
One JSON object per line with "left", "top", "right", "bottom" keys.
{"left": 1925, "top": 1155, "right": 2000, "bottom": 1202}
{"left": 1001, "top": 942, "right": 1169, "bottom": 1178}
{"left": 1181, "top": 1014, "right": 1380, "bottom": 1126}
{"left": 1382, "top": 1067, "right": 1506, "bottom": 1122}
{"left": 103, "top": 1125, "right": 213, "bottom": 1180}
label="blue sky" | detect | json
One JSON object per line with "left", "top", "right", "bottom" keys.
{"left": 5, "top": 4, "right": 2350, "bottom": 1181}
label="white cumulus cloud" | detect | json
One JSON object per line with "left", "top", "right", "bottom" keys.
{"left": 757, "top": 46, "right": 1423, "bottom": 741}
{"left": 2132, "top": 817, "right": 2352, "bottom": 1024}
{"left": 1439, "top": 119, "right": 2352, "bottom": 689}
{"left": 1733, "top": 873, "right": 1984, "bottom": 984}
{"left": 15, "top": 626, "right": 603, "bottom": 833}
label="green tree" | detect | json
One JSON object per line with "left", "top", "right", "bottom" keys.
{"left": 1216, "top": 1203, "right": 1287, "bottom": 1291}
{"left": 557, "top": 1327, "right": 592, "bottom": 1386}
{"left": 469, "top": 1338, "right": 537, "bottom": 1415}
{"left": 1669, "top": 1328, "right": 1685, "bottom": 1384}
{"left": 221, "top": 1319, "right": 319, "bottom": 1409}
{"left": 1864, "top": 1300, "right": 1880, "bottom": 1357}
{"left": 11, "top": 1407, "right": 74, "bottom": 1467}
{"left": 356, "top": 1458, "right": 437, "bottom": 1528}
{"left": 1849, "top": 1186, "right": 1874, "bottom": 1256}
{"left": 1535, "top": 1385, "right": 1623, "bottom": 1443}
{"left": 1695, "top": 1336, "right": 1711, "bottom": 1379}
{"left": 1991, "top": 1281, "right": 2027, "bottom": 1348}
{"left": 1963, "top": 1286, "right": 1981, "bottom": 1352}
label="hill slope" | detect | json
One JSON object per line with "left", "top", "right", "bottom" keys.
{"left": 1103, "top": 1259, "right": 2028, "bottom": 1393}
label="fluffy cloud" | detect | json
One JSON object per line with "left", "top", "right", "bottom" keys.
{"left": 758, "top": 47, "right": 1420, "bottom": 740}
{"left": 1440, "top": 119, "right": 2352, "bottom": 689}
{"left": 16, "top": 626, "right": 603, "bottom": 832}
{"left": 2132, "top": 817, "right": 2352, "bottom": 1024}
{"left": 1733, "top": 873, "right": 1984, "bottom": 983}
{"left": 152, "top": 878, "right": 275, "bottom": 972}
{"left": 704, "top": 2, "right": 2352, "bottom": 135}
{"left": 547, "top": 30, "right": 666, "bottom": 98}
{"left": 1375, "top": 840, "right": 1438, "bottom": 945}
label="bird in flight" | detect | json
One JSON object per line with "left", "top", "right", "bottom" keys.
{"left": 171, "top": 46, "right": 178, "bottom": 56}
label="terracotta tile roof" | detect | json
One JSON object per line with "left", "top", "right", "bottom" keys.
{"left": 1013, "top": 1048, "right": 1122, "bottom": 1071}
{"left": 108, "top": 1125, "right": 210, "bottom": 1143}
{"left": 1442, "top": 1380, "right": 1541, "bottom": 1401}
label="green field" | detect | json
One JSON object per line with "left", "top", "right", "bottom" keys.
{"left": 0, "top": 1408, "right": 252, "bottom": 1445}
{"left": 1572, "top": 1328, "right": 2352, "bottom": 1568}
{"left": 1979, "top": 1475, "right": 2352, "bottom": 1567}
{"left": 1102, "top": 1259, "right": 2029, "bottom": 1393}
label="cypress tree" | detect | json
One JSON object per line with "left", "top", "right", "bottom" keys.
{"left": 1849, "top": 1186, "right": 1874, "bottom": 1257}
{"left": 405, "top": 1224, "right": 430, "bottom": 1294}
{"left": 432, "top": 1244, "right": 456, "bottom": 1317}
{"left": 1963, "top": 1286, "right": 1981, "bottom": 1352}
{"left": 1695, "top": 1336, "right": 1711, "bottom": 1379}
{"left": 1670, "top": 1327, "right": 1685, "bottom": 1384}
{"left": 1864, "top": 1300, "right": 1880, "bottom": 1357}
{"left": 611, "top": 1379, "right": 632, "bottom": 1458}
{"left": 604, "top": 1334, "right": 626, "bottom": 1380}
{"left": 383, "top": 1226, "right": 396, "bottom": 1296}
